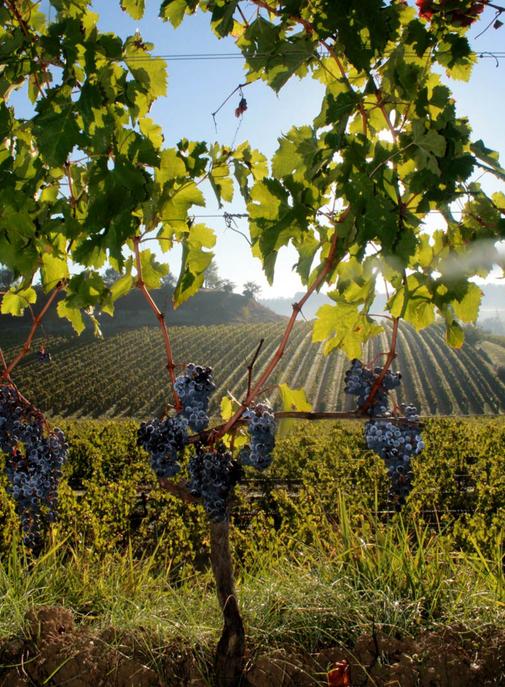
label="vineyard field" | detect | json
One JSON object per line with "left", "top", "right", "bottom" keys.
{"left": 3, "top": 321, "right": 505, "bottom": 418}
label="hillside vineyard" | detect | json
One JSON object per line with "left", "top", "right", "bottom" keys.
{"left": 4, "top": 321, "right": 505, "bottom": 418}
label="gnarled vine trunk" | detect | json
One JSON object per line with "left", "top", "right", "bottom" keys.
{"left": 210, "top": 520, "right": 245, "bottom": 687}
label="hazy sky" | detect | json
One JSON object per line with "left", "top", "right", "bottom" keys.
{"left": 27, "top": 3, "right": 505, "bottom": 296}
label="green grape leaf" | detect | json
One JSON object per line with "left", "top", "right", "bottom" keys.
{"left": 0, "top": 288, "right": 37, "bottom": 317}
{"left": 33, "top": 100, "right": 81, "bottom": 166}
{"left": 278, "top": 384, "right": 312, "bottom": 412}
{"left": 436, "top": 35, "right": 476, "bottom": 81}
{"left": 239, "top": 18, "right": 316, "bottom": 92}
{"left": 139, "top": 116, "right": 164, "bottom": 148}
{"left": 470, "top": 140, "right": 505, "bottom": 181}
{"left": 173, "top": 223, "right": 215, "bottom": 307}
{"left": 41, "top": 252, "right": 70, "bottom": 293}
{"left": 161, "top": 182, "right": 205, "bottom": 222}
{"left": 157, "top": 148, "right": 188, "bottom": 186}
{"left": 451, "top": 283, "right": 482, "bottom": 323}
{"left": 57, "top": 299, "right": 85, "bottom": 335}
{"left": 220, "top": 396, "right": 234, "bottom": 421}
{"left": 209, "top": 163, "right": 234, "bottom": 207}
{"left": 211, "top": 0, "right": 239, "bottom": 37}
{"left": 110, "top": 273, "right": 134, "bottom": 302}
{"left": 313, "top": 302, "right": 383, "bottom": 359}
{"left": 138, "top": 249, "right": 169, "bottom": 289}
{"left": 120, "top": 0, "right": 145, "bottom": 19}
{"left": 446, "top": 321, "right": 464, "bottom": 348}
{"left": 124, "top": 38, "right": 167, "bottom": 100}
{"left": 160, "top": 0, "right": 193, "bottom": 27}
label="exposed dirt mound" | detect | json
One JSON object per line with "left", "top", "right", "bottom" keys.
{"left": 0, "top": 608, "right": 504, "bottom": 686}
{"left": 245, "top": 629, "right": 505, "bottom": 687}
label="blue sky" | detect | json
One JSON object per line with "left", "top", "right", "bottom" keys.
{"left": 27, "top": 3, "right": 505, "bottom": 295}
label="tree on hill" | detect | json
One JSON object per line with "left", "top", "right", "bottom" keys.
{"left": 161, "top": 273, "right": 176, "bottom": 290}
{"left": 204, "top": 260, "right": 224, "bottom": 289}
{"left": 242, "top": 281, "right": 261, "bottom": 300}
{"left": 0, "top": 267, "right": 14, "bottom": 290}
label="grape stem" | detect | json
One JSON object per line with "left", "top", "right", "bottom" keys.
{"left": 246, "top": 338, "right": 264, "bottom": 397}
{"left": 133, "top": 237, "right": 181, "bottom": 412}
{"left": 360, "top": 317, "right": 400, "bottom": 414}
{"left": 5, "top": 0, "right": 47, "bottom": 97}
{"left": 1, "top": 283, "right": 64, "bottom": 381}
{"left": 218, "top": 209, "right": 347, "bottom": 438}
{"left": 158, "top": 477, "right": 199, "bottom": 504}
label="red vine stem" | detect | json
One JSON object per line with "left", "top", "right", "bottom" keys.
{"left": 1, "top": 284, "right": 63, "bottom": 381}
{"left": 246, "top": 338, "right": 264, "bottom": 397}
{"left": 218, "top": 210, "right": 347, "bottom": 437}
{"left": 5, "top": 0, "right": 47, "bottom": 97}
{"left": 0, "top": 348, "right": 10, "bottom": 377}
{"left": 360, "top": 317, "right": 400, "bottom": 414}
{"left": 133, "top": 237, "right": 181, "bottom": 412}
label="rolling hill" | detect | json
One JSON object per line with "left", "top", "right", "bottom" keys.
{"left": 2, "top": 321, "right": 505, "bottom": 418}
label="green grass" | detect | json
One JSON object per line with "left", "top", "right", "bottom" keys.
{"left": 0, "top": 499, "right": 502, "bottom": 657}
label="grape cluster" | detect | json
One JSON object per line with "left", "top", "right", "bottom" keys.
{"left": 344, "top": 359, "right": 401, "bottom": 416}
{"left": 365, "top": 404, "right": 425, "bottom": 504}
{"left": 0, "top": 385, "right": 67, "bottom": 551}
{"left": 137, "top": 414, "right": 188, "bottom": 478}
{"left": 174, "top": 364, "right": 215, "bottom": 432}
{"left": 188, "top": 444, "right": 242, "bottom": 521}
{"left": 239, "top": 403, "right": 276, "bottom": 470}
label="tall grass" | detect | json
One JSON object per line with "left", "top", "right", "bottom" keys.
{"left": 0, "top": 498, "right": 503, "bottom": 654}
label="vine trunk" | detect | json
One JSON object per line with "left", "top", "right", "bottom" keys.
{"left": 210, "top": 520, "right": 245, "bottom": 687}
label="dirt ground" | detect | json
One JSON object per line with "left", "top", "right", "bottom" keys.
{"left": 0, "top": 606, "right": 504, "bottom": 686}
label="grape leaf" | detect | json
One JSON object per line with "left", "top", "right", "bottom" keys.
{"left": 0, "top": 288, "right": 37, "bottom": 317}
{"left": 160, "top": 0, "right": 194, "bottom": 27}
{"left": 220, "top": 396, "right": 234, "bottom": 421}
{"left": 278, "top": 384, "right": 312, "bottom": 412}
{"left": 139, "top": 249, "right": 169, "bottom": 289}
{"left": 120, "top": 0, "right": 145, "bottom": 19}
{"left": 313, "top": 302, "right": 382, "bottom": 359}
{"left": 451, "top": 283, "right": 482, "bottom": 323}
{"left": 110, "top": 273, "right": 134, "bottom": 302}
{"left": 57, "top": 299, "right": 85, "bottom": 335}
{"left": 446, "top": 321, "right": 464, "bottom": 348}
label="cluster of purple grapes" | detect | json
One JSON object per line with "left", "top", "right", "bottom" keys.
{"left": 139, "top": 363, "right": 245, "bottom": 521}
{"left": 138, "top": 363, "right": 215, "bottom": 479}
{"left": 365, "top": 406, "right": 424, "bottom": 504}
{"left": 188, "top": 444, "right": 242, "bottom": 521}
{"left": 344, "top": 359, "right": 401, "bottom": 416}
{"left": 239, "top": 403, "right": 276, "bottom": 470}
{"left": 0, "top": 385, "right": 67, "bottom": 551}
{"left": 345, "top": 359, "right": 424, "bottom": 504}
{"left": 137, "top": 414, "right": 188, "bottom": 478}
{"left": 174, "top": 364, "right": 215, "bottom": 432}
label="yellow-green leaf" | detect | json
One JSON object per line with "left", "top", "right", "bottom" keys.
{"left": 451, "top": 283, "right": 482, "bottom": 323}
{"left": 220, "top": 396, "right": 234, "bottom": 421}
{"left": 1, "top": 288, "right": 37, "bottom": 316}
{"left": 278, "top": 384, "right": 312, "bottom": 412}
{"left": 446, "top": 321, "right": 464, "bottom": 348}
{"left": 57, "top": 300, "right": 85, "bottom": 335}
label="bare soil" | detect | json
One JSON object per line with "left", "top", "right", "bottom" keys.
{"left": 0, "top": 607, "right": 504, "bottom": 686}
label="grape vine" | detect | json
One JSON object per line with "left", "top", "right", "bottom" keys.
{"left": 1, "top": 1, "right": 505, "bottom": 684}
